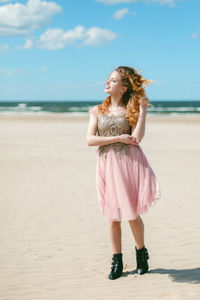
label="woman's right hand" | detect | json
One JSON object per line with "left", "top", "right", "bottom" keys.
{"left": 117, "top": 134, "right": 139, "bottom": 145}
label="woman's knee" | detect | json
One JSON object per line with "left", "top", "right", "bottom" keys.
{"left": 128, "top": 215, "right": 142, "bottom": 224}
{"left": 109, "top": 220, "right": 121, "bottom": 228}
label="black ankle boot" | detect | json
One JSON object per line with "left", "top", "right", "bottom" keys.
{"left": 135, "top": 246, "right": 149, "bottom": 275}
{"left": 108, "top": 253, "right": 123, "bottom": 280}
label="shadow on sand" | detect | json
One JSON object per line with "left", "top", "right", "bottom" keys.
{"left": 150, "top": 268, "right": 200, "bottom": 284}
{"left": 122, "top": 268, "right": 200, "bottom": 284}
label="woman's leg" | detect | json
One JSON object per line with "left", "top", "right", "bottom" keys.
{"left": 129, "top": 215, "right": 149, "bottom": 274}
{"left": 128, "top": 215, "right": 144, "bottom": 250}
{"left": 109, "top": 220, "right": 122, "bottom": 253}
{"left": 108, "top": 220, "right": 123, "bottom": 279}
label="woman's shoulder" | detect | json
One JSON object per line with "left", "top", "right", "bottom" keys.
{"left": 89, "top": 104, "right": 101, "bottom": 117}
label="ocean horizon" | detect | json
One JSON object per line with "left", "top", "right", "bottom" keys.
{"left": 0, "top": 100, "right": 199, "bottom": 116}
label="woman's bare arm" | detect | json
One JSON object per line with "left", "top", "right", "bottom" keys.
{"left": 131, "top": 104, "right": 148, "bottom": 143}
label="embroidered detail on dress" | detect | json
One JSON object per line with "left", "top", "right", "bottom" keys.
{"left": 98, "top": 143, "right": 130, "bottom": 159}
{"left": 97, "top": 112, "right": 132, "bottom": 159}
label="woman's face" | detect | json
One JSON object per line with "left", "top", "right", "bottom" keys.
{"left": 104, "top": 71, "right": 126, "bottom": 96}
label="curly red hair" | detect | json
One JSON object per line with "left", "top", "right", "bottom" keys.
{"left": 97, "top": 66, "right": 152, "bottom": 126}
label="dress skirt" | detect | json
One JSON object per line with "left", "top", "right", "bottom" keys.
{"left": 96, "top": 144, "right": 161, "bottom": 221}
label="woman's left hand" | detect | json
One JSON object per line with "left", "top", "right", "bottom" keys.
{"left": 131, "top": 136, "right": 139, "bottom": 145}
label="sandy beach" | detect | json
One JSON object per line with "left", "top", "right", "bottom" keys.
{"left": 0, "top": 114, "right": 200, "bottom": 300}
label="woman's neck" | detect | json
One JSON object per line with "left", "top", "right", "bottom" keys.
{"left": 110, "top": 95, "right": 124, "bottom": 108}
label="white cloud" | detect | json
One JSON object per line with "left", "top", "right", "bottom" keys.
{"left": 83, "top": 27, "right": 117, "bottom": 46}
{"left": 0, "top": 68, "right": 25, "bottom": 76}
{"left": 0, "top": 0, "right": 12, "bottom": 3}
{"left": 191, "top": 32, "right": 199, "bottom": 39}
{"left": 23, "top": 38, "right": 35, "bottom": 49}
{"left": 38, "top": 26, "right": 86, "bottom": 50}
{"left": 0, "top": 44, "right": 11, "bottom": 51}
{"left": 0, "top": 0, "right": 62, "bottom": 36}
{"left": 113, "top": 8, "right": 129, "bottom": 19}
{"left": 24, "top": 26, "right": 117, "bottom": 50}
{"left": 40, "top": 66, "right": 48, "bottom": 72}
{"left": 96, "top": 0, "right": 176, "bottom": 7}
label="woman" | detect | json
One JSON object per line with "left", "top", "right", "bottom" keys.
{"left": 86, "top": 66, "right": 161, "bottom": 280}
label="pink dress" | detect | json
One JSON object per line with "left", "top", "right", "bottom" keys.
{"left": 89, "top": 105, "right": 161, "bottom": 221}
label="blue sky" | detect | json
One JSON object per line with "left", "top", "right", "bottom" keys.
{"left": 0, "top": 0, "right": 199, "bottom": 101}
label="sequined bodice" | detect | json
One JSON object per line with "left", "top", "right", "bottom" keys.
{"left": 97, "top": 112, "right": 131, "bottom": 136}
{"left": 97, "top": 111, "right": 132, "bottom": 159}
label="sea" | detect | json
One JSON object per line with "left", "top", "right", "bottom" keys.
{"left": 0, "top": 100, "right": 199, "bottom": 116}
